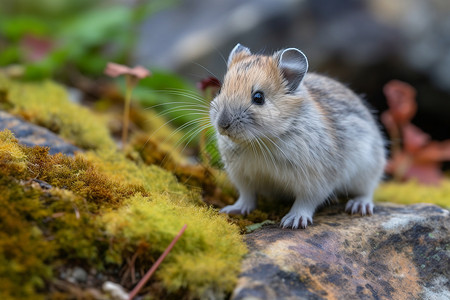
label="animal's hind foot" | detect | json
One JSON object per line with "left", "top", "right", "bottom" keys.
{"left": 345, "top": 198, "right": 374, "bottom": 216}
{"left": 220, "top": 198, "right": 255, "bottom": 215}
{"left": 280, "top": 210, "right": 313, "bottom": 229}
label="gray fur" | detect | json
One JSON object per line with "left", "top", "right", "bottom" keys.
{"left": 276, "top": 48, "right": 309, "bottom": 92}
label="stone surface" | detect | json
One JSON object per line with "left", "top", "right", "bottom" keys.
{"left": 0, "top": 110, "right": 81, "bottom": 155}
{"left": 137, "top": 0, "right": 450, "bottom": 93}
{"left": 136, "top": 0, "right": 450, "bottom": 143}
{"left": 233, "top": 202, "right": 450, "bottom": 300}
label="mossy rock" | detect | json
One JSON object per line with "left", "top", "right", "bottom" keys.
{"left": 0, "top": 127, "right": 246, "bottom": 299}
{"left": 0, "top": 74, "right": 115, "bottom": 151}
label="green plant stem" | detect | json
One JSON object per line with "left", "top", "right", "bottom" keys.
{"left": 122, "top": 75, "right": 134, "bottom": 148}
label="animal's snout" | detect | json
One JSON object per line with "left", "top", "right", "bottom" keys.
{"left": 218, "top": 110, "right": 232, "bottom": 133}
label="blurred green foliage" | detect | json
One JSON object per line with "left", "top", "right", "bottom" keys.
{"left": 0, "top": 0, "right": 221, "bottom": 166}
{"left": 133, "top": 70, "right": 205, "bottom": 125}
{"left": 130, "top": 70, "right": 221, "bottom": 166}
{"left": 0, "top": 0, "right": 175, "bottom": 79}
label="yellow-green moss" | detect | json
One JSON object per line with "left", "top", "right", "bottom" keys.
{"left": 102, "top": 195, "right": 246, "bottom": 298}
{"left": 0, "top": 179, "right": 51, "bottom": 300}
{"left": 0, "top": 130, "right": 247, "bottom": 298}
{"left": 375, "top": 180, "right": 450, "bottom": 209}
{"left": 0, "top": 129, "right": 27, "bottom": 177}
{"left": 87, "top": 148, "right": 199, "bottom": 205}
{"left": 0, "top": 145, "right": 102, "bottom": 299}
{"left": 0, "top": 74, "right": 115, "bottom": 151}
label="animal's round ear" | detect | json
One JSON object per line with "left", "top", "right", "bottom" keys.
{"left": 276, "top": 48, "right": 308, "bottom": 93}
{"left": 228, "top": 43, "right": 251, "bottom": 68}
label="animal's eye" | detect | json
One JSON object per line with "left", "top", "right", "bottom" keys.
{"left": 252, "top": 91, "right": 265, "bottom": 105}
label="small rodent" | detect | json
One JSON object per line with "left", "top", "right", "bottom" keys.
{"left": 209, "top": 44, "right": 386, "bottom": 229}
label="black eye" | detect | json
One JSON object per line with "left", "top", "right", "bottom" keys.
{"left": 252, "top": 91, "right": 265, "bottom": 105}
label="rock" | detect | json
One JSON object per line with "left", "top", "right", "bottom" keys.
{"left": 102, "top": 281, "right": 129, "bottom": 300}
{"left": 233, "top": 202, "right": 450, "bottom": 300}
{"left": 136, "top": 0, "right": 450, "bottom": 92}
{"left": 71, "top": 267, "right": 88, "bottom": 284}
{"left": 135, "top": 0, "right": 450, "bottom": 143}
{"left": 0, "top": 110, "right": 81, "bottom": 155}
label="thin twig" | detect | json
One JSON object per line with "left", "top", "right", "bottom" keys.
{"left": 128, "top": 224, "right": 187, "bottom": 300}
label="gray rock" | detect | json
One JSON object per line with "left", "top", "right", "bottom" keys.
{"left": 136, "top": 0, "right": 450, "bottom": 92}
{"left": 134, "top": 0, "right": 450, "bottom": 143}
{"left": 233, "top": 202, "right": 450, "bottom": 300}
{"left": 71, "top": 267, "right": 88, "bottom": 284}
{"left": 0, "top": 110, "right": 81, "bottom": 155}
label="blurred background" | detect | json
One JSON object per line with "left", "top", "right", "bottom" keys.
{"left": 1, "top": 0, "right": 449, "bottom": 140}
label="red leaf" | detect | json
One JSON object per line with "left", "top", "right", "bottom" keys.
{"left": 402, "top": 124, "right": 430, "bottom": 154}
{"left": 21, "top": 34, "right": 53, "bottom": 62}
{"left": 197, "top": 77, "right": 221, "bottom": 92}
{"left": 404, "top": 163, "right": 443, "bottom": 185}
{"left": 415, "top": 141, "right": 450, "bottom": 163}
{"left": 381, "top": 111, "right": 400, "bottom": 143}
{"left": 382, "top": 80, "right": 450, "bottom": 185}
{"left": 383, "top": 80, "right": 417, "bottom": 126}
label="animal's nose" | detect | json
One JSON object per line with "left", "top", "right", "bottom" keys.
{"left": 218, "top": 110, "right": 232, "bottom": 131}
{"left": 219, "top": 120, "right": 231, "bottom": 130}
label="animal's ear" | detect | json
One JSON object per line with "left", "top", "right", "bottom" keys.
{"left": 228, "top": 43, "right": 251, "bottom": 68}
{"left": 275, "top": 48, "right": 308, "bottom": 93}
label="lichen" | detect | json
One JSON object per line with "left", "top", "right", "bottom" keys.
{"left": 0, "top": 74, "right": 115, "bottom": 151}
{"left": 0, "top": 129, "right": 247, "bottom": 299}
{"left": 375, "top": 180, "right": 450, "bottom": 209}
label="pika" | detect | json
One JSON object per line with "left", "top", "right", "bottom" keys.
{"left": 210, "top": 44, "right": 386, "bottom": 229}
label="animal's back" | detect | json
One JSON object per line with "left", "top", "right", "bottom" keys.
{"left": 302, "top": 72, "right": 386, "bottom": 197}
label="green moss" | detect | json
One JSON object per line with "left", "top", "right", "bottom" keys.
{"left": 102, "top": 195, "right": 246, "bottom": 298}
{"left": 0, "top": 129, "right": 27, "bottom": 177}
{"left": 0, "top": 149, "right": 103, "bottom": 299}
{"left": 88, "top": 148, "right": 197, "bottom": 205}
{"left": 0, "top": 130, "right": 247, "bottom": 298}
{"left": 375, "top": 180, "right": 450, "bottom": 209}
{"left": 0, "top": 178, "right": 51, "bottom": 300}
{"left": 0, "top": 74, "right": 115, "bottom": 151}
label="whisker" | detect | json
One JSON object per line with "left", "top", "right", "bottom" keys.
{"left": 144, "top": 113, "right": 206, "bottom": 148}
{"left": 162, "top": 117, "right": 209, "bottom": 144}
{"left": 144, "top": 101, "right": 209, "bottom": 111}
{"left": 156, "top": 108, "right": 209, "bottom": 118}
{"left": 159, "top": 122, "right": 210, "bottom": 166}
{"left": 177, "top": 124, "right": 212, "bottom": 156}
{"left": 151, "top": 89, "right": 208, "bottom": 105}
{"left": 193, "top": 62, "right": 219, "bottom": 79}
{"left": 257, "top": 135, "right": 277, "bottom": 172}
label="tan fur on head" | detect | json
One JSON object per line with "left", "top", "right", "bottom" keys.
{"left": 215, "top": 54, "right": 305, "bottom": 141}
{"left": 227, "top": 51, "right": 252, "bottom": 68}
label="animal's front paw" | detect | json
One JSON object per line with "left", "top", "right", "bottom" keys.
{"left": 280, "top": 211, "right": 313, "bottom": 229}
{"left": 220, "top": 199, "right": 255, "bottom": 215}
{"left": 345, "top": 198, "right": 374, "bottom": 216}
